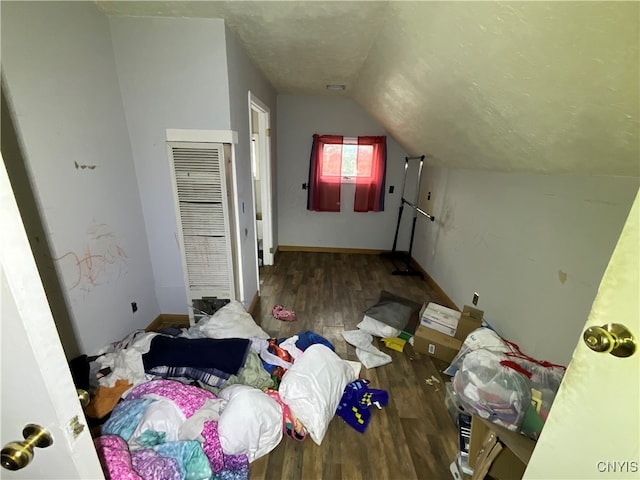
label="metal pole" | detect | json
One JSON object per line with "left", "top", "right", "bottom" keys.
{"left": 390, "top": 157, "right": 410, "bottom": 253}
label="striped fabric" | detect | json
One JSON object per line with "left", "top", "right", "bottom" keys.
{"left": 147, "top": 366, "right": 230, "bottom": 388}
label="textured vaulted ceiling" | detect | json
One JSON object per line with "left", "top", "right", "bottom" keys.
{"left": 96, "top": 1, "right": 639, "bottom": 177}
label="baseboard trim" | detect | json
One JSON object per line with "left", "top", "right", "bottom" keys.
{"left": 409, "top": 258, "right": 459, "bottom": 310}
{"left": 278, "top": 245, "right": 387, "bottom": 255}
{"left": 146, "top": 313, "right": 189, "bottom": 332}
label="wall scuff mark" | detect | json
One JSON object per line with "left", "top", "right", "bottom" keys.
{"left": 74, "top": 160, "right": 97, "bottom": 170}
{"left": 558, "top": 269, "right": 568, "bottom": 284}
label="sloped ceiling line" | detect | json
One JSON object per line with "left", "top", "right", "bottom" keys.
{"left": 97, "top": 1, "right": 640, "bottom": 177}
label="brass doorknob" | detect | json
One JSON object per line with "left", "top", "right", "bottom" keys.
{"left": 583, "top": 323, "right": 637, "bottom": 358}
{"left": 77, "top": 388, "right": 90, "bottom": 409}
{"left": 1, "top": 424, "right": 53, "bottom": 471}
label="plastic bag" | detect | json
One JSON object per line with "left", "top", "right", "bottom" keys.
{"left": 446, "top": 326, "right": 566, "bottom": 436}
{"left": 452, "top": 349, "right": 531, "bottom": 431}
{"left": 501, "top": 350, "right": 565, "bottom": 432}
{"left": 444, "top": 327, "right": 518, "bottom": 376}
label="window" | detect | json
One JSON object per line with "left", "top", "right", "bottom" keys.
{"left": 307, "top": 135, "right": 387, "bottom": 212}
{"left": 321, "top": 139, "right": 373, "bottom": 181}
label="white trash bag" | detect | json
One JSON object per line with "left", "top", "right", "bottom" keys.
{"left": 452, "top": 349, "right": 531, "bottom": 431}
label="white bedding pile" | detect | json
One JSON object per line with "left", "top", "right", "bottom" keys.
{"left": 218, "top": 385, "right": 283, "bottom": 462}
{"left": 192, "top": 300, "right": 271, "bottom": 340}
{"left": 93, "top": 300, "right": 362, "bottom": 462}
{"left": 279, "top": 344, "right": 359, "bottom": 445}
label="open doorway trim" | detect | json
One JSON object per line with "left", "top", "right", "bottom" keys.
{"left": 248, "top": 92, "right": 274, "bottom": 268}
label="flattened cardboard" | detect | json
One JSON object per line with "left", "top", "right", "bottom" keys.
{"left": 456, "top": 314, "right": 483, "bottom": 342}
{"left": 457, "top": 304, "right": 484, "bottom": 340}
{"left": 462, "top": 304, "right": 484, "bottom": 320}
{"left": 469, "top": 416, "right": 533, "bottom": 480}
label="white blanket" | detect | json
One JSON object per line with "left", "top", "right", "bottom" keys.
{"left": 342, "top": 330, "right": 392, "bottom": 369}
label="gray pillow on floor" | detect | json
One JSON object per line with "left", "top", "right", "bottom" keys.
{"left": 363, "top": 290, "right": 422, "bottom": 331}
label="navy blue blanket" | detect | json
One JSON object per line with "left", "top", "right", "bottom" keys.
{"left": 143, "top": 336, "right": 250, "bottom": 376}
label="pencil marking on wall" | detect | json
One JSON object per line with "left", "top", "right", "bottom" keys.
{"left": 55, "top": 224, "right": 127, "bottom": 292}
{"left": 74, "top": 160, "right": 97, "bottom": 170}
{"left": 558, "top": 269, "right": 568, "bottom": 284}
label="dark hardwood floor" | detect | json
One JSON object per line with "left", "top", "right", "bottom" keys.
{"left": 249, "top": 251, "right": 460, "bottom": 480}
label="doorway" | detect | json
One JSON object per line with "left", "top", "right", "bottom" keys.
{"left": 248, "top": 92, "right": 274, "bottom": 268}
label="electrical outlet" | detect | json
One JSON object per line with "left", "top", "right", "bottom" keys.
{"left": 131, "top": 302, "right": 138, "bottom": 313}
{"left": 472, "top": 292, "right": 479, "bottom": 306}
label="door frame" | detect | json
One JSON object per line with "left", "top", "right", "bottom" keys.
{"left": 248, "top": 92, "right": 274, "bottom": 267}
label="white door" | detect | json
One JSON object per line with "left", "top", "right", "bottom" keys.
{"left": 0, "top": 154, "right": 104, "bottom": 479}
{"left": 524, "top": 189, "right": 640, "bottom": 479}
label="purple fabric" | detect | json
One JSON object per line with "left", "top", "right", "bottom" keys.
{"left": 201, "top": 420, "right": 249, "bottom": 476}
{"left": 99, "top": 380, "right": 248, "bottom": 480}
{"left": 130, "top": 449, "right": 181, "bottom": 480}
{"left": 126, "top": 379, "right": 216, "bottom": 418}
{"left": 201, "top": 420, "right": 225, "bottom": 472}
{"left": 222, "top": 452, "right": 250, "bottom": 474}
{"left": 94, "top": 435, "right": 142, "bottom": 480}
{"left": 213, "top": 462, "right": 250, "bottom": 480}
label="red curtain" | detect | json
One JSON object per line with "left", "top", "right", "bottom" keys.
{"left": 307, "top": 134, "right": 343, "bottom": 212}
{"left": 354, "top": 136, "right": 387, "bottom": 212}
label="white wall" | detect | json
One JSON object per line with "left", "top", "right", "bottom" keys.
{"left": 2, "top": 1, "right": 159, "bottom": 354}
{"left": 108, "top": 16, "right": 232, "bottom": 314}
{"left": 413, "top": 167, "right": 639, "bottom": 365}
{"left": 524, "top": 190, "right": 639, "bottom": 480}
{"left": 277, "top": 95, "right": 412, "bottom": 250}
{"left": 224, "top": 25, "right": 277, "bottom": 307}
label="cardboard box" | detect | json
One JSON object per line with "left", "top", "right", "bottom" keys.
{"left": 419, "top": 302, "right": 484, "bottom": 338}
{"left": 468, "top": 416, "right": 534, "bottom": 480}
{"left": 413, "top": 325, "right": 463, "bottom": 363}
{"left": 455, "top": 317, "right": 480, "bottom": 342}
{"left": 420, "top": 302, "right": 461, "bottom": 336}
{"left": 414, "top": 303, "right": 483, "bottom": 362}
{"left": 461, "top": 305, "right": 483, "bottom": 320}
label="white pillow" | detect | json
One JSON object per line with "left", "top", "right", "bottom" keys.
{"left": 130, "top": 397, "right": 186, "bottom": 445}
{"left": 344, "top": 360, "right": 362, "bottom": 379}
{"left": 217, "top": 385, "right": 283, "bottom": 462}
{"left": 278, "top": 344, "right": 358, "bottom": 445}
{"left": 196, "top": 300, "right": 270, "bottom": 340}
{"left": 357, "top": 314, "right": 401, "bottom": 338}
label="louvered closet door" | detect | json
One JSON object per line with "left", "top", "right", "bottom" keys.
{"left": 168, "top": 142, "right": 235, "bottom": 316}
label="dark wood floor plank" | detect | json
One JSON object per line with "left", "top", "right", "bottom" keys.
{"left": 250, "top": 251, "right": 459, "bottom": 480}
